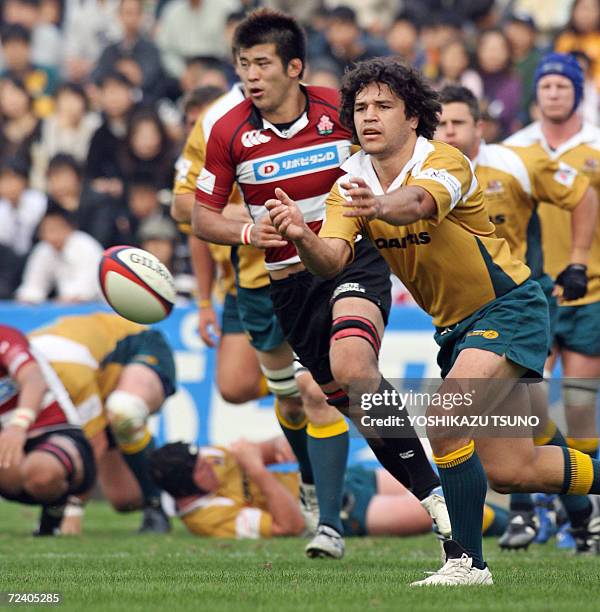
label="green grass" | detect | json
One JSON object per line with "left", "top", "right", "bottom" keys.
{"left": 1, "top": 502, "right": 599, "bottom": 611}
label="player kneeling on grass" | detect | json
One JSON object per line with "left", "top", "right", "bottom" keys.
{"left": 29, "top": 313, "right": 177, "bottom": 534}
{"left": 0, "top": 325, "right": 96, "bottom": 533}
{"left": 149, "top": 437, "right": 508, "bottom": 539}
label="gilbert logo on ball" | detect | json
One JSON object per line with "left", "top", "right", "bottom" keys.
{"left": 99, "top": 246, "right": 176, "bottom": 324}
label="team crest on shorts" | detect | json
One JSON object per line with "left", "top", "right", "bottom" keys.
{"left": 467, "top": 329, "right": 499, "bottom": 339}
{"left": 317, "top": 114, "right": 334, "bottom": 135}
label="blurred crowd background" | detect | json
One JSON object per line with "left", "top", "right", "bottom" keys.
{"left": 0, "top": 0, "right": 596, "bottom": 304}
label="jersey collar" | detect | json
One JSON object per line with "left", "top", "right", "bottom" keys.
{"left": 341, "top": 135, "right": 434, "bottom": 194}
{"left": 248, "top": 85, "right": 310, "bottom": 139}
{"left": 514, "top": 121, "right": 600, "bottom": 158}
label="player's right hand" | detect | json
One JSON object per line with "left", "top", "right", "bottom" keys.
{"left": 198, "top": 305, "right": 221, "bottom": 347}
{"left": 0, "top": 425, "right": 27, "bottom": 469}
{"left": 265, "top": 188, "right": 307, "bottom": 241}
{"left": 250, "top": 214, "right": 289, "bottom": 249}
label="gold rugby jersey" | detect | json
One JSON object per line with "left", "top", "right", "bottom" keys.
{"left": 179, "top": 446, "right": 299, "bottom": 538}
{"left": 506, "top": 122, "right": 600, "bottom": 305}
{"left": 28, "top": 313, "right": 147, "bottom": 437}
{"left": 173, "top": 85, "right": 268, "bottom": 290}
{"left": 474, "top": 141, "right": 589, "bottom": 278}
{"left": 320, "top": 137, "right": 531, "bottom": 327}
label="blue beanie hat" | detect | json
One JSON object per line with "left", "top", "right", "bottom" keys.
{"left": 534, "top": 52, "right": 584, "bottom": 114}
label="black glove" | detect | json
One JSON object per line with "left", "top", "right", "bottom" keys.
{"left": 555, "top": 263, "right": 588, "bottom": 300}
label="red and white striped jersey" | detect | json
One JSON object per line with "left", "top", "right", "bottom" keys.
{"left": 0, "top": 325, "right": 78, "bottom": 434}
{"left": 196, "top": 85, "right": 353, "bottom": 270}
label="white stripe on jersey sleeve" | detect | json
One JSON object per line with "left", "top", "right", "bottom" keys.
{"left": 479, "top": 144, "right": 532, "bottom": 196}
{"left": 30, "top": 335, "right": 99, "bottom": 369}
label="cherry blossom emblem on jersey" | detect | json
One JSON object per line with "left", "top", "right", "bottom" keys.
{"left": 316, "top": 114, "right": 334, "bottom": 136}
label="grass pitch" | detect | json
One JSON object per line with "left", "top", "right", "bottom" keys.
{"left": 1, "top": 502, "right": 599, "bottom": 611}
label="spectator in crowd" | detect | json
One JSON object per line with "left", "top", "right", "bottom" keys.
{"left": 260, "top": 0, "right": 320, "bottom": 26}
{"left": 476, "top": 28, "right": 522, "bottom": 138}
{"left": 30, "top": 82, "right": 101, "bottom": 189}
{"left": 223, "top": 10, "right": 247, "bottom": 60}
{"left": 324, "top": 0, "right": 398, "bottom": 34}
{"left": 137, "top": 214, "right": 177, "bottom": 269}
{"left": 3, "top": 0, "right": 62, "bottom": 69}
{"left": 15, "top": 201, "right": 103, "bottom": 303}
{"left": 420, "top": 11, "right": 464, "bottom": 81}
{"left": 0, "top": 156, "right": 46, "bottom": 258}
{"left": 44, "top": 152, "right": 121, "bottom": 248}
{"left": 311, "top": 5, "right": 388, "bottom": 77}
{"left": 0, "top": 23, "right": 57, "bottom": 116}
{"left": 45, "top": 153, "right": 82, "bottom": 213}
{"left": 0, "top": 77, "right": 41, "bottom": 169}
{"left": 156, "top": 0, "right": 240, "bottom": 80}
{"left": 434, "top": 37, "right": 483, "bottom": 99}
{"left": 305, "top": 61, "right": 341, "bottom": 89}
{"left": 179, "top": 56, "right": 231, "bottom": 97}
{"left": 385, "top": 12, "right": 425, "bottom": 69}
{"left": 118, "top": 106, "right": 176, "bottom": 191}
{"left": 62, "top": 0, "right": 121, "bottom": 83}
{"left": 573, "top": 50, "right": 600, "bottom": 125}
{"left": 505, "top": 12, "right": 544, "bottom": 124}
{"left": 181, "top": 85, "right": 225, "bottom": 137}
{"left": 136, "top": 214, "right": 192, "bottom": 297}
{"left": 120, "top": 175, "right": 163, "bottom": 239}
{"left": 85, "top": 70, "right": 136, "bottom": 201}
{"left": 91, "top": 0, "right": 164, "bottom": 103}
{"left": 555, "top": 0, "right": 600, "bottom": 89}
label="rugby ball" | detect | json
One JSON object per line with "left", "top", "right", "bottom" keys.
{"left": 99, "top": 246, "right": 175, "bottom": 324}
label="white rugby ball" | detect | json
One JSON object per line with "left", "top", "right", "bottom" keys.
{"left": 99, "top": 246, "right": 176, "bottom": 324}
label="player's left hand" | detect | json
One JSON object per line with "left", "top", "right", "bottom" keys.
{"left": 339, "top": 176, "right": 382, "bottom": 220}
{"left": 230, "top": 438, "right": 265, "bottom": 474}
{"left": 0, "top": 425, "right": 27, "bottom": 469}
{"left": 555, "top": 263, "right": 588, "bottom": 301}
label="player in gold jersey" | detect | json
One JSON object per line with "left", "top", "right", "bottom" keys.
{"left": 29, "top": 313, "right": 177, "bottom": 534}
{"left": 436, "top": 85, "right": 600, "bottom": 552}
{"left": 268, "top": 57, "right": 600, "bottom": 586}
{"left": 174, "top": 86, "right": 266, "bottom": 404}
{"left": 506, "top": 55, "right": 600, "bottom": 473}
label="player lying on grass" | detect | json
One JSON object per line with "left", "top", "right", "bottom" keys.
{"left": 0, "top": 324, "right": 96, "bottom": 533}
{"left": 267, "top": 57, "right": 600, "bottom": 586}
{"left": 28, "top": 313, "right": 177, "bottom": 534}
{"left": 149, "top": 437, "right": 508, "bottom": 539}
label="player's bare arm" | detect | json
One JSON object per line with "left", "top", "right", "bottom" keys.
{"left": 568, "top": 186, "right": 598, "bottom": 265}
{"left": 193, "top": 203, "right": 287, "bottom": 249}
{"left": 0, "top": 362, "right": 46, "bottom": 469}
{"left": 266, "top": 188, "right": 351, "bottom": 278}
{"left": 340, "top": 177, "right": 437, "bottom": 225}
{"left": 229, "top": 439, "right": 304, "bottom": 536}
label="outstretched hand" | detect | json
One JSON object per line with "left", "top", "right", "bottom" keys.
{"left": 339, "top": 176, "right": 382, "bottom": 220}
{"left": 265, "top": 188, "right": 307, "bottom": 242}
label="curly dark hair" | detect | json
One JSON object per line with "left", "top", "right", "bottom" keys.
{"left": 340, "top": 57, "right": 441, "bottom": 142}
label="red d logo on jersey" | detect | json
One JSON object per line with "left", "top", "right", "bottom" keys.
{"left": 317, "top": 114, "right": 334, "bottom": 136}
{"left": 242, "top": 130, "right": 271, "bottom": 148}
